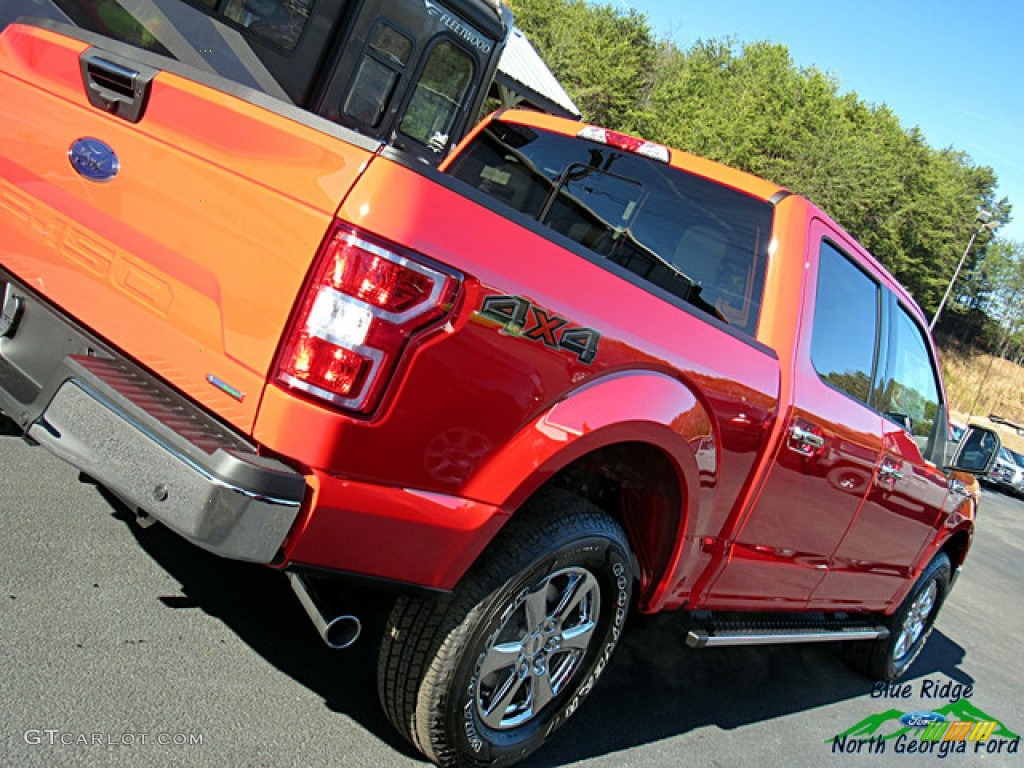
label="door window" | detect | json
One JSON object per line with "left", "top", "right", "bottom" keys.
{"left": 810, "top": 241, "right": 880, "bottom": 404}
{"left": 877, "top": 304, "right": 942, "bottom": 452}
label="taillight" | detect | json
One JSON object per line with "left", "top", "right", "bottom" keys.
{"left": 276, "top": 224, "right": 461, "bottom": 414}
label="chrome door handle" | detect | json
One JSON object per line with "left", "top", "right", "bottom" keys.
{"left": 878, "top": 464, "right": 904, "bottom": 482}
{"left": 788, "top": 424, "right": 824, "bottom": 455}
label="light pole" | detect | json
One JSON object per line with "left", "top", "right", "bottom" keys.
{"left": 930, "top": 209, "right": 999, "bottom": 331}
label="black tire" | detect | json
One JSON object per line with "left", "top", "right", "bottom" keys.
{"left": 842, "top": 553, "right": 951, "bottom": 680}
{"left": 377, "top": 489, "right": 633, "bottom": 767}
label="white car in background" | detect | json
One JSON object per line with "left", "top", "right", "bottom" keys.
{"left": 1008, "top": 450, "right": 1024, "bottom": 497}
{"left": 984, "top": 447, "right": 1022, "bottom": 495}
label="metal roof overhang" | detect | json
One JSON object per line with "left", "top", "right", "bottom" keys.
{"left": 495, "top": 27, "right": 580, "bottom": 119}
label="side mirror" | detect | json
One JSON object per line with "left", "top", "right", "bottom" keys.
{"left": 948, "top": 425, "right": 1001, "bottom": 475}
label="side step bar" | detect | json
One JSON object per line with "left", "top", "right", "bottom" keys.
{"left": 686, "top": 623, "right": 889, "bottom": 649}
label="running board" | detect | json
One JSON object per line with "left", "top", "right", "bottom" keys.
{"left": 686, "top": 623, "right": 889, "bottom": 649}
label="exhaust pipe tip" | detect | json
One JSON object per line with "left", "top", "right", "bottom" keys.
{"left": 323, "top": 614, "right": 361, "bottom": 649}
{"left": 288, "top": 571, "right": 362, "bottom": 650}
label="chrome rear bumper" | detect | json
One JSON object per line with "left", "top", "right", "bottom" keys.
{"left": 0, "top": 271, "right": 305, "bottom": 563}
{"left": 29, "top": 373, "right": 304, "bottom": 562}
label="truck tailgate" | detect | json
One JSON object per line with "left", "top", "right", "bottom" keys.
{"left": 0, "top": 22, "right": 374, "bottom": 433}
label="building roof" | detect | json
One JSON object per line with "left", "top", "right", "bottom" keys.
{"left": 495, "top": 27, "right": 580, "bottom": 119}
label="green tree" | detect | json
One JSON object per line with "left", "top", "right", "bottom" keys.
{"left": 965, "top": 240, "right": 1024, "bottom": 354}
{"left": 635, "top": 37, "right": 1009, "bottom": 314}
{"left": 510, "top": 2, "right": 1012, "bottom": 322}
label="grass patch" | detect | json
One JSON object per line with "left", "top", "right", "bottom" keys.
{"left": 938, "top": 339, "right": 1024, "bottom": 453}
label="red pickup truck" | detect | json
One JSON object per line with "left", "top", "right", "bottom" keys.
{"left": 0, "top": 12, "right": 998, "bottom": 768}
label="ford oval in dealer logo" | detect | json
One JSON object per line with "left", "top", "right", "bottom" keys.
{"left": 899, "top": 711, "right": 946, "bottom": 728}
{"left": 68, "top": 137, "right": 119, "bottom": 182}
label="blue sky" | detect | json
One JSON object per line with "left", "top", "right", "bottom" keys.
{"left": 615, "top": 0, "right": 1024, "bottom": 243}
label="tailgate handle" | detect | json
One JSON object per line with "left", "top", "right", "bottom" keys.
{"left": 79, "top": 49, "right": 158, "bottom": 123}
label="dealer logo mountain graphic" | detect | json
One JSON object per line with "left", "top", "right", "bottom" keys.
{"left": 832, "top": 700, "right": 1021, "bottom": 742}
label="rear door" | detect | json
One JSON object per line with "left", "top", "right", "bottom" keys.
{"left": 704, "top": 220, "right": 886, "bottom": 608}
{"left": 0, "top": 20, "right": 375, "bottom": 432}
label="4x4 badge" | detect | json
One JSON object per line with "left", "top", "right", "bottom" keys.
{"left": 0, "top": 283, "right": 23, "bottom": 338}
{"left": 477, "top": 294, "right": 600, "bottom": 365}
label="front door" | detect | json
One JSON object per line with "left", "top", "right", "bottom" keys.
{"left": 809, "top": 294, "right": 952, "bottom": 609}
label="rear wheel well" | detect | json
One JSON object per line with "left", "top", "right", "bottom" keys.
{"left": 544, "top": 442, "right": 684, "bottom": 603}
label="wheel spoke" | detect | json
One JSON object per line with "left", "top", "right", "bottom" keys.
{"left": 478, "top": 640, "right": 522, "bottom": 680}
{"left": 894, "top": 629, "right": 911, "bottom": 660}
{"left": 548, "top": 649, "right": 583, "bottom": 692}
{"left": 560, "top": 620, "right": 597, "bottom": 652}
{"left": 551, "top": 571, "right": 599, "bottom": 626}
{"left": 530, "top": 668, "right": 556, "bottom": 714}
{"left": 524, "top": 584, "right": 550, "bottom": 631}
{"left": 916, "top": 584, "right": 936, "bottom": 618}
{"left": 481, "top": 673, "right": 527, "bottom": 729}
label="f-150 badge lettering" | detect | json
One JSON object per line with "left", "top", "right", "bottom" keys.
{"left": 478, "top": 295, "right": 600, "bottom": 364}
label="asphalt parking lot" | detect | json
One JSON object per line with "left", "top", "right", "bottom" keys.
{"left": 1, "top": 432, "right": 1021, "bottom": 767}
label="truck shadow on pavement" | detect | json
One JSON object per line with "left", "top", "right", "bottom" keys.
{"left": 526, "top": 616, "right": 972, "bottom": 766}
{"left": 114, "top": 500, "right": 973, "bottom": 767}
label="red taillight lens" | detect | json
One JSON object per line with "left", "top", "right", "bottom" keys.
{"left": 282, "top": 333, "right": 369, "bottom": 397}
{"left": 324, "top": 233, "right": 438, "bottom": 314}
{"left": 276, "top": 224, "right": 460, "bottom": 413}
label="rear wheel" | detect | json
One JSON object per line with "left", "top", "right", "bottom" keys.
{"left": 378, "top": 489, "right": 633, "bottom": 767}
{"left": 842, "top": 553, "right": 951, "bottom": 680}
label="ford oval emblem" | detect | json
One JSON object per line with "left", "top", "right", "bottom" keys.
{"left": 899, "top": 711, "right": 946, "bottom": 728}
{"left": 68, "top": 137, "right": 120, "bottom": 182}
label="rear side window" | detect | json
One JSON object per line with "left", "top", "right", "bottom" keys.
{"left": 446, "top": 121, "right": 774, "bottom": 336}
{"left": 811, "top": 241, "right": 880, "bottom": 403}
{"left": 810, "top": 242, "right": 943, "bottom": 452}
